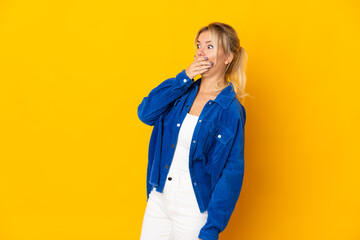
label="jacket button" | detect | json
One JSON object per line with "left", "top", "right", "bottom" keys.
{"left": 218, "top": 134, "right": 221, "bottom": 138}
{"left": 183, "top": 79, "right": 187, "bottom": 82}
{"left": 193, "top": 140, "right": 196, "bottom": 143}
{"left": 209, "top": 102, "right": 212, "bottom": 105}
{"left": 194, "top": 182, "right": 197, "bottom": 186}
{"left": 171, "top": 144, "right": 174, "bottom": 148}
{"left": 177, "top": 123, "right": 180, "bottom": 127}
{"left": 186, "top": 105, "right": 189, "bottom": 108}
{"left": 189, "top": 160, "right": 192, "bottom": 164}
{"left": 165, "top": 165, "right": 169, "bottom": 169}
{"left": 168, "top": 177, "right": 172, "bottom": 181}
{"left": 199, "top": 119, "right": 202, "bottom": 122}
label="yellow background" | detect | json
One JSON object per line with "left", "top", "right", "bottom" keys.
{"left": 1, "top": 0, "right": 359, "bottom": 239}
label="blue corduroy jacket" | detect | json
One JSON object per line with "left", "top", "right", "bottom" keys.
{"left": 137, "top": 69, "right": 246, "bottom": 240}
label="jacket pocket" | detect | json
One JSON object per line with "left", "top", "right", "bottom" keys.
{"left": 202, "top": 123, "right": 235, "bottom": 172}
{"left": 209, "top": 124, "right": 234, "bottom": 145}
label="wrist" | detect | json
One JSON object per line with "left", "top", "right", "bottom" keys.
{"left": 185, "top": 70, "right": 194, "bottom": 80}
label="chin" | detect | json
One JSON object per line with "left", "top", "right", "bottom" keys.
{"left": 201, "top": 71, "right": 210, "bottom": 76}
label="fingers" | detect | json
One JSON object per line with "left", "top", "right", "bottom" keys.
{"left": 196, "top": 64, "right": 212, "bottom": 70}
{"left": 196, "top": 61, "right": 213, "bottom": 68}
{"left": 192, "top": 56, "right": 212, "bottom": 70}
{"left": 194, "top": 55, "right": 209, "bottom": 63}
{"left": 187, "top": 66, "right": 210, "bottom": 79}
{"left": 188, "top": 55, "right": 213, "bottom": 78}
{"left": 193, "top": 56, "right": 211, "bottom": 64}
{"left": 194, "top": 56, "right": 213, "bottom": 67}
{"left": 192, "top": 65, "right": 212, "bottom": 75}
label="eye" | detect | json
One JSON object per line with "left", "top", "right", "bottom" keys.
{"left": 197, "top": 44, "right": 213, "bottom": 49}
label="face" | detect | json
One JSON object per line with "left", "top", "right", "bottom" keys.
{"left": 195, "top": 30, "right": 233, "bottom": 76}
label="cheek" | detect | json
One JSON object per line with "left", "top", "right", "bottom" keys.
{"left": 208, "top": 53, "right": 216, "bottom": 62}
{"left": 207, "top": 51, "right": 215, "bottom": 57}
{"left": 210, "top": 56, "right": 217, "bottom": 65}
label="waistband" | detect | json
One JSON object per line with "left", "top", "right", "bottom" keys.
{"left": 162, "top": 173, "right": 193, "bottom": 192}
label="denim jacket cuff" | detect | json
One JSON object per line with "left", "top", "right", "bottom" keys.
{"left": 175, "top": 69, "right": 194, "bottom": 86}
{"left": 198, "top": 228, "right": 219, "bottom": 240}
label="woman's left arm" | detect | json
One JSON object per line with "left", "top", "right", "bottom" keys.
{"left": 198, "top": 109, "right": 246, "bottom": 240}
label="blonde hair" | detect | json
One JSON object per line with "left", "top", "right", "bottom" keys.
{"left": 193, "top": 22, "right": 251, "bottom": 103}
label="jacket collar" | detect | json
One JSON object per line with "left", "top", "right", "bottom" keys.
{"left": 193, "top": 77, "right": 236, "bottom": 109}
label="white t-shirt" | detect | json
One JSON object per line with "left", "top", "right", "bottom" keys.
{"left": 168, "top": 113, "right": 199, "bottom": 176}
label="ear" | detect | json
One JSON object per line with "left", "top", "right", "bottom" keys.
{"left": 225, "top": 52, "right": 234, "bottom": 65}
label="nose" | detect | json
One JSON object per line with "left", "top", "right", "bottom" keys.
{"left": 196, "top": 47, "right": 205, "bottom": 58}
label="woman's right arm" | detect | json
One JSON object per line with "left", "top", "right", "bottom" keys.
{"left": 137, "top": 69, "right": 193, "bottom": 126}
{"left": 138, "top": 56, "right": 212, "bottom": 126}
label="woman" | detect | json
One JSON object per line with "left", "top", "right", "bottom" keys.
{"left": 137, "top": 22, "right": 248, "bottom": 240}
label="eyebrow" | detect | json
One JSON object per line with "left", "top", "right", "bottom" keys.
{"left": 197, "top": 40, "right": 212, "bottom": 43}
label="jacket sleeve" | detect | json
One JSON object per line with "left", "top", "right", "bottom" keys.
{"left": 198, "top": 107, "right": 246, "bottom": 240}
{"left": 137, "top": 69, "right": 194, "bottom": 126}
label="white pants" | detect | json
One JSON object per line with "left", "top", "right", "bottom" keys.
{"left": 140, "top": 174, "right": 208, "bottom": 240}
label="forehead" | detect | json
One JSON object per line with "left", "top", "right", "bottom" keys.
{"left": 197, "top": 31, "right": 211, "bottom": 42}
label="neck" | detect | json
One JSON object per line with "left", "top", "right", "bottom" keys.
{"left": 199, "top": 72, "right": 228, "bottom": 93}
